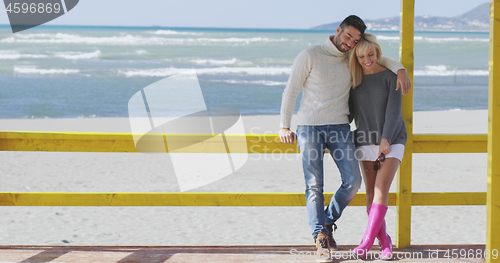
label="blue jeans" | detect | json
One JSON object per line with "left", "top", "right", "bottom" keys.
{"left": 296, "top": 124, "right": 362, "bottom": 238}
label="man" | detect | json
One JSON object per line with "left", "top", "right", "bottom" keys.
{"left": 279, "top": 15, "right": 410, "bottom": 262}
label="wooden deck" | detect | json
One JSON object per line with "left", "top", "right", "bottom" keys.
{"left": 0, "top": 245, "right": 488, "bottom": 262}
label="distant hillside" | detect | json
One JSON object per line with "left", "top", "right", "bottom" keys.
{"left": 312, "top": 2, "right": 489, "bottom": 32}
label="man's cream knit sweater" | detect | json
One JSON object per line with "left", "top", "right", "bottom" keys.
{"left": 280, "top": 35, "right": 403, "bottom": 129}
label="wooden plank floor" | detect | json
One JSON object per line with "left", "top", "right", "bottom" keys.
{"left": 0, "top": 245, "right": 489, "bottom": 262}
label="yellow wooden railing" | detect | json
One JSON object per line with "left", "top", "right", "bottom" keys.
{"left": 0, "top": 131, "right": 488, "bottom": 154}
{"left": 0, "top": 1, "right": 498, "bottom": 259}
{"left": 0, "top": 134, "right": 489, "bottom": 212}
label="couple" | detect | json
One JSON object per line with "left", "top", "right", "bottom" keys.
{"left": 279, "top": 15, "right": 409, "bottom": 262}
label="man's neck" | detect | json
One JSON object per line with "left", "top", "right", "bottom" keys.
{"left": 330, "top": 35, "right": 345, "bottom": 53}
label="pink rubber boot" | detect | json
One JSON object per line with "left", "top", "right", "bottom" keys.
{"left": 353, "top": 203, "right": 388, "bottom": 259}
{"left": 377, "top": 221, "right": 393, "bottom": 260}
{"left": 367, "top": 208, "right": 393, "bottom": 260}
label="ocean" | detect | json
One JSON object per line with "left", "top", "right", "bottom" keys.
{"left": 0, "top": 25, "right": 489, "bottom": 118}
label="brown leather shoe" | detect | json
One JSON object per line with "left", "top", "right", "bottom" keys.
{"left": 315, "top": 232, "right": 331, "bottom": 262}
{"left": 325, "top": 223, "right": 338, "bottom": 250}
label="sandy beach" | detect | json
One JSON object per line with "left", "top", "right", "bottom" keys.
{"left": 0, "top": 110, "right": 488, "bottom": 246}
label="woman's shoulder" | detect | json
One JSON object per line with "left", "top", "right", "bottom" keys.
{"left": 380, "top": 69, "right": 397, "bottom": 78}
{"left": 379, "top": 69, "right": 398, "bottom": 85}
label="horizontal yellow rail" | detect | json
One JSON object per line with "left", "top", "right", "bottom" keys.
{"left": 412, "top": 134, "right": 487, "bottom": 153}
{"left": 0, "top": 131, "right": 295, "bottom": 153}
{"left": 412, "top": 192, "right": 487, "bottom": 206}
{"left": 0, "top": 132, "right": 487, "bottom": 153}
{"left": 0, "top": 132, "right": 487, "bottom": 208}
{"left": 0, "top": 192, "right": 484, "bottom": 206}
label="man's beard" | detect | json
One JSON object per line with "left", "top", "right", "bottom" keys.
{"left": 335, "top": 33, "right": 348, "bottom": 52}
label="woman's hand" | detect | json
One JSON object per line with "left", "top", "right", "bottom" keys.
{"left": 379, "top": 139, "right": 390, "bottom": 156}
{"left": 279, "top": 128, "right": 296, "bottom": 145}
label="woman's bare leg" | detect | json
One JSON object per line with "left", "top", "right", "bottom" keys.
{"left": 372, "top": 158, "right": 400, "bottom": 206}
{"left": 360, "top": 161, "right": 377, "bottom": 211}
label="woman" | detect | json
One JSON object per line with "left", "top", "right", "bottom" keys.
{"left": 348, "top": 33, "right": 407, "bottom": 260}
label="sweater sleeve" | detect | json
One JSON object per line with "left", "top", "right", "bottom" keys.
{"left": 378, "top": 56, "right": 404, "bottom": 74}
{"left": 280, "top": 49, "right": 312, "bottom": 128}
{"left": 381, "top": 74, "right": 403, "bottom": 144}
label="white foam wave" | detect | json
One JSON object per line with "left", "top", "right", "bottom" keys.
{"left": 191, "top": 58, "right": 237, "bottom": 65}
{"left": 376, "top": 35, "right": 400, "bottom": 41}
{"left": 118, "top": 67, "right": 291, "bottom": 77}
{"left": 14, "top": 33, "right": 54, "bottom": 39}
{"left": 425, "top": 65, "right": 447, "bottom": 71}
{"left": 1, "top": 34, "right": 144, "bottom": 45}
{"left": 0, "top": 50, "right": 47, "bottom": 59}
{"left": 0, "top": 49, "right": 99, "bottom": 60}
{"left": 415, "top": 65, "right": 488, "bottom": 76}
{"left": 189, "top": 57, "right": 253, "bottom": 66}
{"left": 1, "top": 33, "right": 287, "bottom": 45}
{"left": 414, "top": 36, "right": 488, "bottom": 43}
{"left": 14, "top": 66, "right": 80, "bottom": 75}
{"left": 53, "top": 50, "right": 101, "bottom": 59}
{"left": 153, "top": 30, "right": 203, "bottom": 36}
{"left": 21, "top": 54, "right": 47, "bottom": 59}
{"left": 215, "top": 79, "right": 287, "bottom": 86}
{"left": 375, "top": 35, "right": 488, "bottom": 43}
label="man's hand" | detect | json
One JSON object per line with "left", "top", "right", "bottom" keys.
{"left": 279, "top": 128, "right": 296, "bottom": 145}
{"left": 396, "top": 69, "right": 411, "bottom": 96}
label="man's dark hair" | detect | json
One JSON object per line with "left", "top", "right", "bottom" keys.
{"left": 339, "top": 15, "right": 366, "bottom": 35}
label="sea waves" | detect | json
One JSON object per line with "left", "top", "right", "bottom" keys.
{"left": 376, "top": 35, "right": 488, "bottom": 43}
{"left": 211, "top": 79, "right": 288, "bottom": 86}
{"left": 14, "top": 66, "right": 80, "bottom": 75}
{"left": 0, "top": 50, "right": 48, "bottom": 59}
{"left": 53, "top": 50, "right": 101, "bottom": 60}
{"left": 415, "top": 65, "right": 488, "bottom": 76}
{"left": 188, "top": 57, "right": 254, "bottom": 66}
{"left": 0, "top": 50, "right": 101, "bottom": 60}
{"left": 119, "top": 65, "right": 487, "bottom": 78}
{"left": 152, "top": 30, "right": 203, "bottom": 36}
{"left": 0, "top": 32, "right": 289, "bottom": 46}
{"left": 12, "top": 64, "right": 487, "bottom": 77}
{"left": 414, "top": 36, "right": 488, "bottom": 43}
{"left": 118, "top": 67, "right": 291, "bottom": 77}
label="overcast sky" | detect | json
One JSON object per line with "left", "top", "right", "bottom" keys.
{"left": 0, "top": 0, "right": 489, "bottom": 29}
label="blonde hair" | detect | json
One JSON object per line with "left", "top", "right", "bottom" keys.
{"left": 349, "top": 33, "right": 382, "bottom": 87}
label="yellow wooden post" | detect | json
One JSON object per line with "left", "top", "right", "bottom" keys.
{"left": 396, "top": 0, "right": 414, "bottom": 248}
{"left": 487, "top": 1, "right": 500, "bottom": 262}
